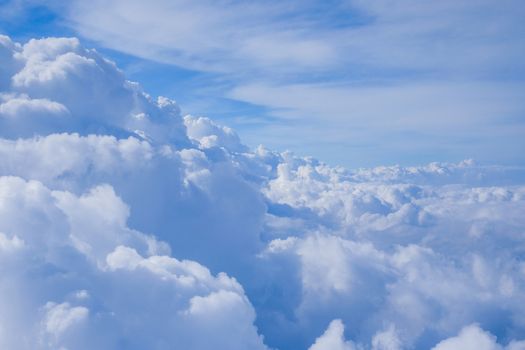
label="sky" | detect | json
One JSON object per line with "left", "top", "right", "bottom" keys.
{"left": 1, "top": 0, "right": 524, "bottom": 168}
{"left": 2, "top": 2, "right": 525, "bottom": 350}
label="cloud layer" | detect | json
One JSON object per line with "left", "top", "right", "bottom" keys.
{"left": 48, "top": 0, "right": 525, "bottom": 167}
{"left": 1, "top": 35, "right": 525, "bottom": 349}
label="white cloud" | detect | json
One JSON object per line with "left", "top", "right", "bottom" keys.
{"left": 0, "top": 176, "right": 268, "bottom": 350}
{"left": 309, "top": 319, "right": 356, "bottom": 350}
{"left": 371, "top": 325, "right": 402, "bottom": 350}
{"left": 0, "top": 133, "right": 155, "bottom": 188}
{"left": 54, "top": 0, "right": 525, "bottom": 77}
{"left": 43, "top": 302, "right": 89, "bottom": 338}
{"left": 184, "top": 115, "right": 247, "bottom": 152}
{"left": 0, "top": 34, "right": 524, "bottom": 349}
{"left": 33, "top": 0, "right": 525, "bottom": 168}
{"left": 0, "top": 95, "right": 68, "bottom": 118}
{"left": 0, "top": 232, "right": 24, "bottom": 253}
{"left": 228, "top": 80, "right": 525, "bottom": 167}
{"left": 261, "top": 153, "right": 525, "bottom": 347}
{"left": 63, "top": 0, "right": 341, "bottom": 74}
{"left": 1, "top": 36, "right": 190, "bottom": 145}
{"left": 431, "top": 324, "right": 520, "bottom": 350}
{"left": 229, "top": 82, "right": 525, "bottom": 127}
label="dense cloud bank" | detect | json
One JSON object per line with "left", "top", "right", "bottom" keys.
{"left": 1, "top": 35, "right": 524, "bottom": 349}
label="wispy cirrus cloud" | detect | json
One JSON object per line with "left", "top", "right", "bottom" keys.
{"left": 2, "top": 0, "right": 525, "bottom": 167}
{"left": 62, "top": 0, "right": 525, "bottom": 77}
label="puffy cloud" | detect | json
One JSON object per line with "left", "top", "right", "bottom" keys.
{"left": 260, "top": 153, "right": 525, "bottom": 348}
{"left": 1, "top": 34, "right": 525, "bottom": 349}
{"left": 0, "top": 176, "right": 268, "bottom": 350}
{"left": 0, "top": 131, "right": 267, "bottom": 277}
{"left": 0, "top": 232, "right": 24, "bottom": 253}
{"left": 43, "top": 302, "right": 89, "bottom": 339}
{"left": 430, "top": 324, "right": 525, "bottom": 350}
{"left": 309, "top": 319, "right": 356, "bottom": 350}
{"left": 0, "top": 133, "right": 155, "bottom": 189}
{"left": 371, "top": 325, "right": 402, "bottom": 350}
{"left": 184, "top": 115, "right": 248, "bottom": 152}
{"left": 0, "top": 94, "right": 68, "bottom": 118}
{"left": 348, "top": 159, "right": 525, "bottom": 186}
{"left": 1, "top": 36, "right": 189, "bottom": 145}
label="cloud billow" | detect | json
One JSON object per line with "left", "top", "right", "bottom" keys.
{"left": 0, "top": 35, "right": 525, "bottom": 349}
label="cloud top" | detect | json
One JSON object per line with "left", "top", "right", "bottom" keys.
{"left": 0, "top": 35, "right": 524, "bottom": 349}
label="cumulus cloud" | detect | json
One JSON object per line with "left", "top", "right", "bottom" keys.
{"left": 184, "top": 115, "right": 247, "bottom": 153}
{"left": 0, "top": 35, "right": 524, "bottom": 349}
{"left": 261, "top": 153, "right": 525, "bottom": 347}
{"left": 431, "top": 324, "right": 525, "bottom": 350}
{"left": 371, "top": 325, "right": 402, "bottom": 350}
{"left": 1, "top": 35, "right": 189, "bottom": 145}
{"left": 309, "top": 319, "right": 356, "bottom": 350}
{"left": 0, "top": 176, "right": 267, "bottom": 350}
{"left": 43, "top": 302, "right": 89, "bottom": 339}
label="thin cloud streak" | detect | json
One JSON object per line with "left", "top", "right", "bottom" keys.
{"left": 62, "top": 0, "right": 525, "bottom": 78}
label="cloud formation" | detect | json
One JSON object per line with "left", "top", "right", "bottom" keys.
{"left": 431, "top": 324, "right": 525, "bottom": 350}
{"left": 0, "top": 35, "right": 525, "bottom": 349}
{"left": 308, "top": 319, "right": 357, "bottom": 350}
{"left": 57, "top": 0, "right": 525, "bottom": 77}
{"left": 39, "top": 0, "right": 525, "bottom": 167}
{"left": 0, "top": 177, "right": 267, "bottom": 349}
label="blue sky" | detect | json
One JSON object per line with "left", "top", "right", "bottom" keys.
{"left": 2, "top": 2, "right": 525, "bottom": 349}
{"left": 1, "top": 0, "right": 524, "bottom": 168}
